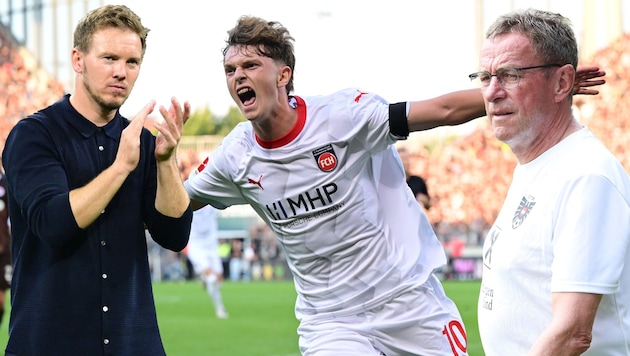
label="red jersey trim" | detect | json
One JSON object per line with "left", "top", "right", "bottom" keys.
{"left": 256, "top": 96, "right": 306, "bottom": 149}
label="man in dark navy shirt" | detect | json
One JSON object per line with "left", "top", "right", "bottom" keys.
{"left": 0, "top": 170, "right": 10, "bottom": 331}
{"left": 1, "top": 5, "right": 193, "bottom": 355}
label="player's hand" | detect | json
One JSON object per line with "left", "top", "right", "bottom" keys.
{"left": 117, "top": 100, "right": 156, "bottom": 172}
{"left": 573, "top": 65, "right": 606, "bottom": 96}
{"left": 154, "top": 97, "right": 191, "bottom": 162}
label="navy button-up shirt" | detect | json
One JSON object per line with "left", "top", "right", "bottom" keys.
{"left": 2, "top": 95, "right": 192, "bottom": 355}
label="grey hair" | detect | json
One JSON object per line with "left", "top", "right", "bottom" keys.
{"left": 486, "top": 8, "right": 578, "bottom": 69}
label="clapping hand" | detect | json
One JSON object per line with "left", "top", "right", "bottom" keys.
{"left": 153, "top": 97, "right": 191, "bottom": 162}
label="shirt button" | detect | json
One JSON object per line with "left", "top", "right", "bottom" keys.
{"left": 98, "top": 146, "right": 104, "bottom": 151}
{"left": 103, "top": 339, "right": 109, "bottom": 345}
{"left": 102, "top": 274, "right": 107, "bottom": 279}
{"left": 101, "top": 209, "right": 105, "bottom": 214}
{"left": 101, "top": 241, "right": 106, "bottom": 246}
{"left": 103, "top": 306, "right": 109, "bottom": 312}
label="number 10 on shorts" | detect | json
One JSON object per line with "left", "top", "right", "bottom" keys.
{"left": 443, "top": 319, "right": 467, "bottom": 355}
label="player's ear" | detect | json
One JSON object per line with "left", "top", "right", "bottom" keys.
{"left": 277, "top": 65, "right": 291, "bottom": 88}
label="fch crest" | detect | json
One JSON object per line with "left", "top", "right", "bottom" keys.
{"left": 512, "top": 195, "right": 536, "bottom": 229}
{"left": 312, "top": 144, "right": 338, "bottom": 172}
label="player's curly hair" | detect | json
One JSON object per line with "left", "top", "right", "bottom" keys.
{"left": 223, "top": 16, "right": 296, "bottom": 95}
{"left": 73, "top": 5, "right": 150, "bottom": 58}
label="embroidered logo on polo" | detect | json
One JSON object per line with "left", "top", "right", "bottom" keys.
{"left": 512, "top": 195, "right": 536, "bottom": 229}
{"left": 312, "top": 144, "right": 338, "bottom": 172}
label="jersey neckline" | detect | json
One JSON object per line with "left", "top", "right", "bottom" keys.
{"left": 255, "top": 96, "right": 306, "bottom": 149}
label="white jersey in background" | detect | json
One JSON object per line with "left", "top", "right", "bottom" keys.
{"left": 187, "top": 205, "right": 222, "bottom": 275}
{"left": 478, "top": 127, "right": 630, "bottom": 355}
{"left": 185, "top": 88, "right": 445, "bottom": 319}
{"left": 186, "top": 205, "right": 228, "bottom": 319}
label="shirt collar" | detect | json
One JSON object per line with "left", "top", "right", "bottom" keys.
{"left": 61, "top": 94, "right": 124, "bottom": 139}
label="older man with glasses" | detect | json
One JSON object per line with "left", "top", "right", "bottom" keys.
{"left": 474, "top": 8, "right": 630, "bottom": 355}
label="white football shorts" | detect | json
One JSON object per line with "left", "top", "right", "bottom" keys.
{"left": 297, "top": 274, "right": 468, "bottom": 356}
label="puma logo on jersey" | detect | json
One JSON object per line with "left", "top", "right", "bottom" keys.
{"left": 248, "top": 174, "right": 264, "bottom": 190}
{"left": 354, "top": 90, "right": 368, "bottom": 103}
{"left": 197, "top": 157, "right": 209, "bottom": 173}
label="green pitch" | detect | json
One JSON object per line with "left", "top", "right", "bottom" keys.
{"left": 0, "top": 280, "right": 484, "bottom": 355}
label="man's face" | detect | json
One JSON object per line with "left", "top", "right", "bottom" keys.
{"left": 75, "top": 27, "right": 142, "bottom": 112}
{"left": 479, "top": 33, "right": 558, "bottom": 154}
{"left": 223, "top": 45, "right": 287, "bottom": 123}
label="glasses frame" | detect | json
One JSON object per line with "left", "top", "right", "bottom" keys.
{"left": 468, "top": 64, "right": 563, "bottom": 89}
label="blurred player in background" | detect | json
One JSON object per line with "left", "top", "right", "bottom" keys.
{"left": 1, "top": 5, "right": 192, "bottom": 355}
{"left": 187, "top": 205, "right": 228, "bottom": 319}
{"left": 473, "top": 8, "right": 629, "bottom": 355}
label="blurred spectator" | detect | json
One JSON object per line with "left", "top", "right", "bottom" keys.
{"left": 228, "top": 239, "right": 243, "bottom": 281}
{"left": 407, "top": 175, "right": 431, "bottom": 211}
{"left": 218, "top": 239, "right": 231, "bottom": 280}
{"left": 242, "top": 241, "right": 257, "bottom": 282}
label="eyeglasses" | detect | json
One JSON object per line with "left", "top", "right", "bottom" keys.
{"left": 468, "top": 64, "right": 563, "bottom": 89}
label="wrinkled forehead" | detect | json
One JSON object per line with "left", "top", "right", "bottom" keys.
{"left": 480, "top": 33, "right": 536, "bottom": 70}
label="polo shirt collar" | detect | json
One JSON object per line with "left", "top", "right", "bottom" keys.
{"left": 61, "top": 94, "right": 124, "bottom": 139}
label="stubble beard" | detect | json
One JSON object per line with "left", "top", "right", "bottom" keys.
{"left": 82, "top": 66, "right": 128, "bottom": 112}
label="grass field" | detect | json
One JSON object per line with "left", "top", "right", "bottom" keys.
{"left": 0, "top": 280, "right": 483, "bottom": 355}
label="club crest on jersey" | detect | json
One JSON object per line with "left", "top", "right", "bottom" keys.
{"left": 512, "top": 195, "right": 536, "bottom": 229}
{"left": 312, "top": 144, "right": 338, "bottom": 172}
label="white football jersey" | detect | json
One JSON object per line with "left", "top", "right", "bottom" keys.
{"left": 185, "top": 88, "right": 445, "bottom": 319}
{"left": 188, "top": 205, "right": 220, "bottom": 252}
{"left": 478, "top": 127, "right": 630, "bottom": 354}
{"left": 186, "top": 205, "right": 222, "bottom": 274}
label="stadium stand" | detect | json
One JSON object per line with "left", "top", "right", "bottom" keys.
{"left": 575, "top": 33, "right": 630, "bottom": 173}
{"left": 0, "top": 23, "right": 65, "bottom": 152}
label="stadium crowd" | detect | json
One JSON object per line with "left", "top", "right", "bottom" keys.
{"left": 0, "top": 28, "right": 65, "bottom": 149}
{"left": 1, "top": 22, "right": 628, "bottom": 280}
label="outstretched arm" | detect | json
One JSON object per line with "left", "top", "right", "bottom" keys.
{"left": 406, "top": 89, "right": 486, "bottom": 133}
